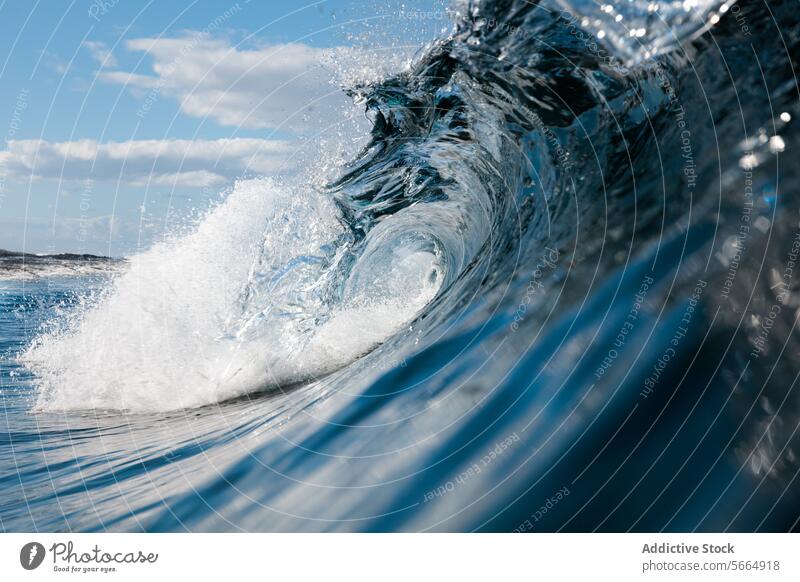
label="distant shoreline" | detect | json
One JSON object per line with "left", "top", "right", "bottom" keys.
{"left": 0, "top": 249, "right": 114, "bottom": 262}
{"left": 0, "top": 248, "right": 121, "bottom": 280}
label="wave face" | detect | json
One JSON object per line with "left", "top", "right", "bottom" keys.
{"left": 4, "top": 0, "right": 800, "bottom": 531}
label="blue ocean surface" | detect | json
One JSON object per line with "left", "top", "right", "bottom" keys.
{"left": 2, "top": 0, "right": 800, "bottom": 531}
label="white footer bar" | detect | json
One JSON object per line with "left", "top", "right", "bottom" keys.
{"left": 1, "top": 533, "right": 797, "bottom": 581}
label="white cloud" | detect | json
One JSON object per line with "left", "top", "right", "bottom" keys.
{"left": 0, "top": 137, "right": 299, "bottom": 187}
{"left": 99, "top": 34, "right": 404, "bottom": 132}
{"left": 83, "top": 41, "right": 118, "bottom": 68}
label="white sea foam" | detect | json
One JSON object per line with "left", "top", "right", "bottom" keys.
{"left": 25, "top": 177, "right": 441, "bottom": 411}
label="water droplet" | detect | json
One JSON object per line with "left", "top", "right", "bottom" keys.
{"left": 754, "top": 216, "right": 772, "bottom": 233}
{"left": 769, "top": 135, "right": 786, "bottom": 153}
{"left": 739, "top": 153, "right": 758, "bottom": 169}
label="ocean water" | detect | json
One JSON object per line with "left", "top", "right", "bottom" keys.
{"left": 2, "top": 0, "right": 800, "bottom": 531}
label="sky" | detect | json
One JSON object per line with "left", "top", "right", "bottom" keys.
{"left": 0, "top": 0, "right": 449, "bottom": 256}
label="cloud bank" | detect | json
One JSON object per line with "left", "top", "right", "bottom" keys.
{"left": 0, "top": 137, "right": 299, "bottom": 187}
{"left": 100, "top": 35, "right": 368, "bottom": 132}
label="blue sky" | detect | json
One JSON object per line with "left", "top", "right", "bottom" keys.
{"left": 0, "top": 0, "right": 447, "bottom": 256}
